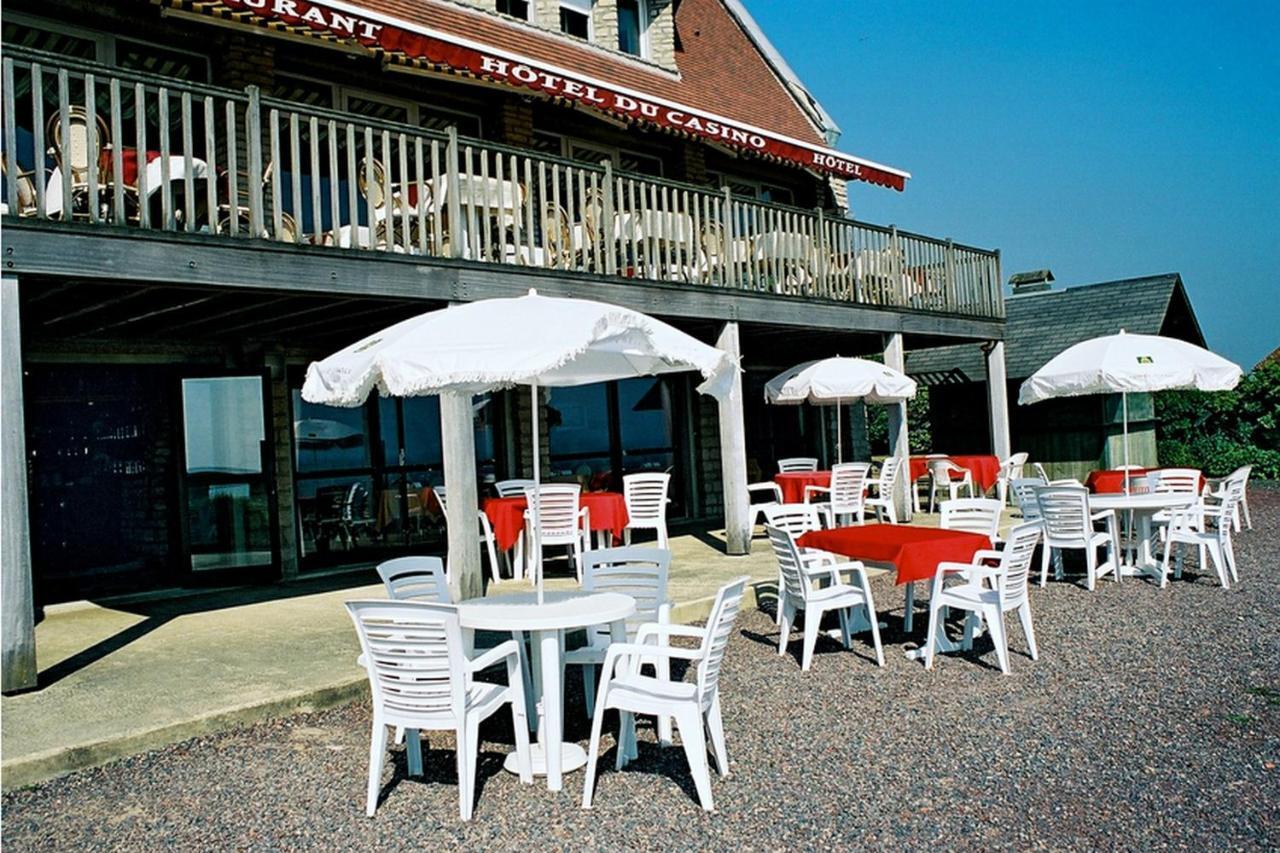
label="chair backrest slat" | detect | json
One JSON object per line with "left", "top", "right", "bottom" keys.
{"left": 1035, "top": 485, "right": 1091, "bottom": 541}
{"left": 940, "top": 498, "right": 1002, "bottom": 541}
{"left": 761, "top": 503, "right": 824, "bottom": 537}
{"left": 764, "top": 525, "right": 814, "bottom": 606}
{"left": 1010, "top": 477, "right": 1045, "bottom": 520}
{"left": 622, "top": 473, "right": 670, "bottom": 524}
{"left": 829, "top": 462, "right": 871, "bottom": 512}
{"left": 526, "top": 484, "right": 581, "bottom": 539}
{"left": 996, "top": 522, "right": 1041, "bottom": 608}
{"left": 583, "top": 547, "right": 670, "bottom": 639}
{"left": 1150, "top": 468, "right": 1201, "bottom": 495}
{"left": 377, "top": 556, "right": 451, "bottom": 603}
{"left": 695, "top": 576, "right": 748, "bottom": 707}
{"left": 347, "top": 600, "right": 467, "bottom": 722}
{"left": 876, "top": 456, "right": 902, "bottom": 492}
{"left": 777, "top": 457, "right": 818, "bottom": 473}
{"left": 495, "top": 478, "right": 537, "bottom": 497}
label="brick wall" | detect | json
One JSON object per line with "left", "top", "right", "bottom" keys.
{"left": 674, "top": 140, "right": 709, "bottom": 185}
{"left": 498, "top": 100, "right": 535, "bottom": 148}
{"left": 646, "top": 0, "right": 676, "bottom": 68}
{"left": 695, "top": 393, "right": 724, "bottom": 521}
{"left": 216, "top": 33, "right": 276, "bottom": 90}
{"left": 511, "top": 387, "right": 552, "bottom": 479}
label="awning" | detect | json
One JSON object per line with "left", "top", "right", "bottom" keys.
{"left": 169, "top": 0, "right": 911, "bottom": 191}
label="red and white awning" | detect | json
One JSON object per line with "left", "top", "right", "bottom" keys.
{"left": 184, "top": 0, "right": 911, "bottom": 190}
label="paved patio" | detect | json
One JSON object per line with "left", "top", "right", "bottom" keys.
{"left": 2, "top": 489, "right": 1276, "bottom": 847}
{"left": 1, "top": 519, "right": 814, "bottom": 789}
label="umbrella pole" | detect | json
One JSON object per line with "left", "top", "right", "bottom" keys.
{"left": 836, "top": 399, "right": 843, "bottom": 464}
{"left": 1122, "top": 391, "right": 1130, "bottom": 497}
{"left": 532, "top": 382, "right": 543, "bottom": 604}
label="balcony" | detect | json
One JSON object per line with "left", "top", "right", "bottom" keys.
{"left": 1, "top": 46, "right": 1003, "bottom": 320}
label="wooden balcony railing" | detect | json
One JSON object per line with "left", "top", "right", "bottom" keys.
{"left": 1, "top": 47, "right": 1004, "bottom": 319}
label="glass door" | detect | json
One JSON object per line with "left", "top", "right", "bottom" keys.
{"left": 178, "top": 375, "right": 277, "bottom": 577}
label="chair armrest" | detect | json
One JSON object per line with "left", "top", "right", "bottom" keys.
{"left": 803, "top": 485, "right": 830, "bottom": 502}
{"left": 1089, "top": 509, "right": 1115, "bottom": 522}
{"left": 603, "top": 642, "right": 703, "bottom": 676}
{"left": 747, "top": 482, "right": 783, "bottom": 503}
{"left": 635, "top": 621, "right": 705, "bottom": 645}
{"left": 972, "top": 549, "right": 1004, "bottom": 565}
{"left": 467, "top": 639, "right": 522, "bottom": 673}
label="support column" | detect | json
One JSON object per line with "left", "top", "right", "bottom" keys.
{"left": 716, "top": 323, "right": 750, "bottom": 555}
{"left": 441, "top": 391, "right": 482, "bottom": 602}
{"left": 266, "top": 354, "right": 299, "bottom": 580}
{"left": 2, "top": 276, "right": 36, "bottom": 693}
{"left": 883, "top": 333, "right": 911, "bottom": 521}
{"left": 984, "top": 340, "right": 1012, "bottom": 462}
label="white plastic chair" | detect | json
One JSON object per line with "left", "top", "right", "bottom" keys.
{"left": 924, "top": 521, "right": 1042, "bottom": 674}
{"left": 765, "top": 525, "right": 884, "bottom": 670}
{"left": 1206, "top": 465, "right": 1253, "bottom": 531}
{"left": 376, "top": 556, "right": 450, "bottom": 603}
{"left": 1036, "top": 485, "right": 1119, "bottom": 590}
{"left": 563, "top": 547, "right": 672, "bottom": 721}
{"left": 1160, "top": 477, "right": 1241, "bottom": 588}
{"left": 494, "top": 478, "right": 537, "bottom": 497}
{"left": 622, "top": 472, "right": 671, "bottom": 548}
{"left": 434, "top": 485, "right": 502, "bottom": 583}
{"left": 1010, "top": 476, "right": 1046, "bottom": 521}
{"left": 1150, "top": 468, "right": 1202, "bottom": 495}
{"left": 746, "top": 480, "right": 784, "bottom": 530}
{"left": 346, "top": 600, "right": 532, "bottom": 820}
{"left": 778, "top": 456, "right": 819, "bottom": 473}
{"left": 864, "top": 456, "right": 903, "bottom": 523}
{"left": 940, "top": 498, "right": 1003, "bottom": 542}
{"left": 805, "top": 461, "right": 871, "bottom": 526}
{"left": 761, "top": 503, "right": 832, "bottom": 625}
{"left": 524, "top": 484, "right": 590, "bottom": 582}
{"left": 581, "top": 576, "right": 749, "bottom": 812}
{"left": 928, "top": 459, "right": 974, "bottom": 513}
{"left": 996, "top": 452, "right": 1029, "bottom": 505}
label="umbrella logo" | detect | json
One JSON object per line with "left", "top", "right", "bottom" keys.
{"left": 1136, "top": 356, "right": 1153, "bottom": 364}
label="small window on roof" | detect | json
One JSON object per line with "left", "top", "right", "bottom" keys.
{"left": 496, "top": 0, "right": 529, "bottom": 20}
{"left": 560, "top": 0, "right": 592, "bottom": 39}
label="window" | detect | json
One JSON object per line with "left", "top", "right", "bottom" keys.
{"left": 559, "top": 135, "right": 665, "bottom": 177}
{"left": 617, "top": 0, "right": 647, "bottom": 57}
{"left": 710, "top": 172, "right": 796, "bottom": 207}
{"left": 560, "top": 0, "right": 592, "bottom": 39}
{"left": 116, "top": 38, "right": 210, "bottom": 83}
{"left": 496, "top": 0, "right": 530, "bottom": 19}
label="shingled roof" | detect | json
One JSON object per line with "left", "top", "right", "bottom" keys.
{"left": 906, "top": 274, "right": 1206, "bottom": 384}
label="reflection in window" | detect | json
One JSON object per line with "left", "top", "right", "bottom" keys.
{"left": 1, "top": 21, "right": 98, "bottom": 60}
{"left": 617, "top": 0, "right": 646, "bottom": 57}
{"left": 116, "top": 38, "right": 210, "bottom": 82}
{"left": 618, "top": 377, "right": 674, "bottom": 476}
{"left": 293, "top": 392, "right": 370, "bottom": 473}
{"left": 549, "top": 384, "right": 611, "bottom": 488}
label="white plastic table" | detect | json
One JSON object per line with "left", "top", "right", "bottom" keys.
{"left": 456, "top": 590, "right": 635, "bottom": 791}
{"left": 1089, "top": 492, "right": 1198, "bottom": 579}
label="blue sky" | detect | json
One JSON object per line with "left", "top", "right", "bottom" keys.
{"left": 748, "top": 0, "right": 1279, "bottom": 368}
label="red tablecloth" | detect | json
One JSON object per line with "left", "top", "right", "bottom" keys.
{"left": 798, "top": 524, "right": 992, "bottom": 585}
{"left": 482, "top": 492, "right": 629, "bottom": 552}
{"left": 98, "top": 147, "right": 161, "bottom": 188}
{"left": 1085, "top": 468, "right": 1204, "bottom": 494}
{"left": 908, "top": 454, "right": 1001, "bottom": 493}
{"left": 773, "top": 471, "right": 831, "bottom": 504}
{"left": 1085, "top": 469, "right": 1149, "bottom": 494}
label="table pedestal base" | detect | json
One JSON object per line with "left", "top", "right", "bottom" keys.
{"left": 504, "top": 743, "right": 588, "bottom": 778}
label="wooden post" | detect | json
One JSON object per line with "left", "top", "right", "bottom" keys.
{"left": 266, "top": 354, "right": 299, "bottom": 580}
{"left": 716, "top": 322, "right": 750, "bottom": 555}
{"left": 985, "top": 340, "right": 1012, "bottom": 462}
{"left": 1, "top": 276, "right": 36, "bottom": 693}
{"left": 883, "top": 332, "right": 911, "bottom": 520}
{"left": 440, "top": 389, "right": 482, "bottom": 602}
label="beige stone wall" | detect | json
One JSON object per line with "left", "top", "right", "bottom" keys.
{"left": 646, "top": 0, "right": 676, "bottom": 68}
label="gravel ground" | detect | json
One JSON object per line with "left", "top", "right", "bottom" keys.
{"left": 5, "top": 486, "right": 1279, "bottom": 850}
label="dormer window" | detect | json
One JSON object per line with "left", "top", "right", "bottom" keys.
{"left": 617, "top": 0, "right": 647, "bottom": 57}
{"left": 496, "top": 0, "right": 529, "bottom": 19}
{"left": 559, "top": 0, "right": 592, "bottom": 40}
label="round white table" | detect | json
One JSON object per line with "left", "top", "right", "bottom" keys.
{"left": 456, "top": 590, "right": 634, "bottom": 792}
{"left": 1089, "top": 492, "right": 1198, "bottom": 579}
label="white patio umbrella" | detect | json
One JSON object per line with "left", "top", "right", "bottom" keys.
{"left": 302, "top": 289, "right": 736, "bottom": 601}
{"left": 1018, "top": 330, "right": 1242, "bottom": 493}
{"left": 764, "top": 356, "right": 917, "bottom": 462}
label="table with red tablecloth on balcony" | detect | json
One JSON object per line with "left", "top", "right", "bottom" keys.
{"left": 799, "top": 523, "right": 993, "bottom": 659}
{"left": 482, "top": 492, "right": 629, "bottom": 554}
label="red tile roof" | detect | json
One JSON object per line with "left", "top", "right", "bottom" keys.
{"left": 353, "top": 0, "right": 826, "bottom": 145}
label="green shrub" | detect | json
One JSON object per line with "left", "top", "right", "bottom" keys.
{"left": 1156, "top": 360, "right": 1280, "bottom": 478}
